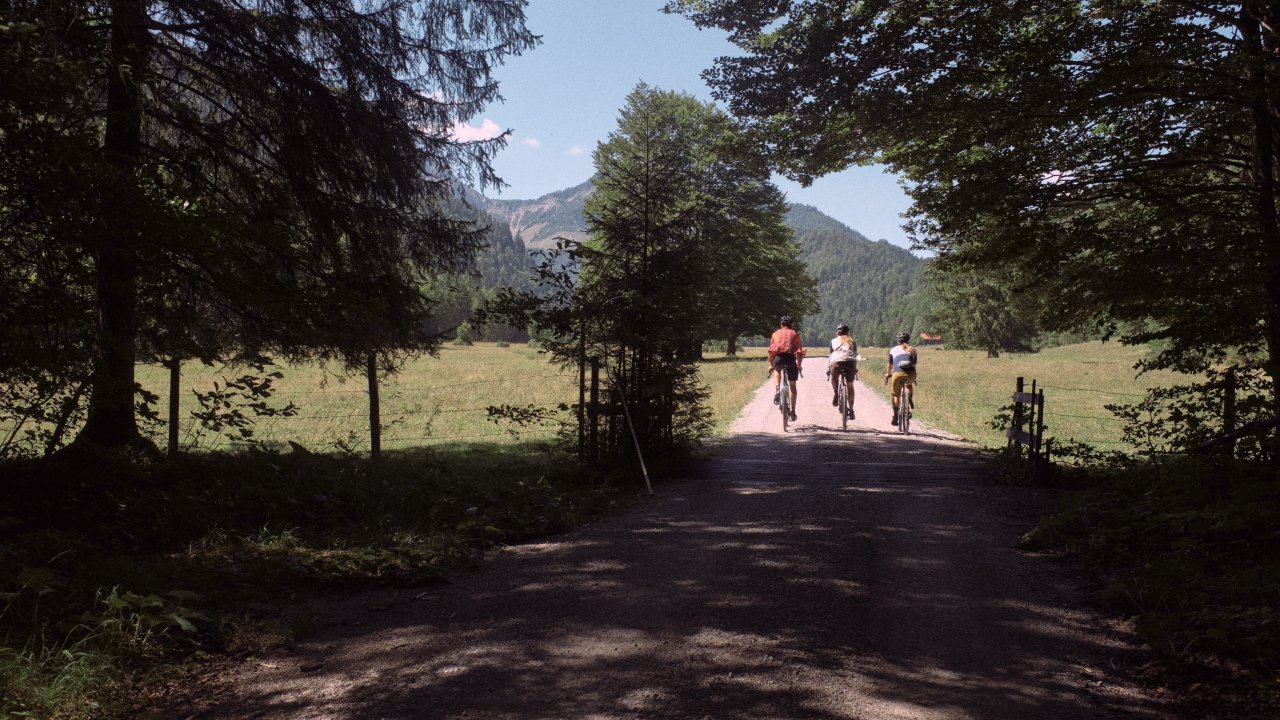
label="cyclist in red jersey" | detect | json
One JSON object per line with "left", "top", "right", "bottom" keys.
{"left": 768, "top": 315, "right": 806, "bottom": 421}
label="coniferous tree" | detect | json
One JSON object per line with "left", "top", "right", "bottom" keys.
{"left": 0, "top": 0, "right": 536, "bottom": 450}
{"left": 926, "top": 265, "right": 1036, "bottom": 358}
{"left": 491, "top": 84, "right": 814, "bottom": 454}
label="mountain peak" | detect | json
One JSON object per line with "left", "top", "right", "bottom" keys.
{"left": 479, "top": 180, "right": 594, "bottom": 249}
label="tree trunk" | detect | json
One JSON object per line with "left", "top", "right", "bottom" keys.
{"left": 726, "top": 336, "right": 737, "bottom": 356}
{"left": 76, "top": 0, "right": 148, "bottom": 450}
{"left": 367, "top": 353, "right": 381, "bottom": 461}
{"left": 167, "top": 358, "right": 180, "bottom": 456}
{"left": 1242, "top": 3, "right": 1280, "bottom": 457}
{"left": 986, "top": 347, "right": 1000, "bottom": 359}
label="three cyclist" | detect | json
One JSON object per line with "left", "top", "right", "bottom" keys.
{"left": 827, "top": 323, "right": 858, "bottom": 419}
{"left": 768, "top": 315, "right": 805, "bottom": 422}
{"left": 884, "top": 332, "right": 918, "bottom": 426}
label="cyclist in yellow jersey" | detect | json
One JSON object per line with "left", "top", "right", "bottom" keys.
{"left": 884, "top": 332, "right": 917, "bottom": 426}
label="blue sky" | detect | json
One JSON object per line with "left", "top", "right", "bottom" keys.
{"left": 460, "top": 0, "right": 915, "bottom": 250}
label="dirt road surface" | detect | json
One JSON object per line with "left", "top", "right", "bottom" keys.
{"left": 178, "top": 364, "right": 1182, "bottom": 719}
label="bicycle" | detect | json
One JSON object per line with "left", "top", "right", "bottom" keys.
{"left": 779, "top": 368, "right": 792, "bottom": 432}
{"left": 771, "top": 363, "right": 801, "bottom": 432}
{"left": 885, "top": 372, "right": 915, "bottom": 434}
{"left": 829, "top": 366, "right": 855, "bottom": 431}
{"left": 897, "top": 381, "right": 913, "bottom": 434}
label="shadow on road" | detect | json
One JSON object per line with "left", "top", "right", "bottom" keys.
{"left": 197, "top": 431, "right": 1174, "bottom": 720}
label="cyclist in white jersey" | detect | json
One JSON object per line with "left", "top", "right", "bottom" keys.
{"left": 827, "top": 323, "right": 858, "bottom": 415}
{"left": 884, "top": 332, "right": 918, "bottom": 426}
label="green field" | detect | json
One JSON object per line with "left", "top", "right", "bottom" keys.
{"left": 857, "top": 342, "right": 1187, "bottom": 449}
{"left": 134, "top": 343, "right": 578, "bottom": 451}
{"left": 13, "top": 341, "right": 1187, "bottom": 455}
{"left": 130, "top": 343, "right": 771, "bottom": 452}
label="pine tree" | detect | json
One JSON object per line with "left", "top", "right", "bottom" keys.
{"left": 0, "top": 0, "right": 536, "bottom": 450}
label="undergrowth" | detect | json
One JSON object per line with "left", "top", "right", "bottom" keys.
{"left": 0, "top": 442, "right": 635, "bottom": 718}
{"left": 1017, "top": 454, "right": 1280, "bottom": 705}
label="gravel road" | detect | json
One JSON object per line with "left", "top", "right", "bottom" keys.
{"left": 180, "top": 363, "right": 1182, "bottom": 719}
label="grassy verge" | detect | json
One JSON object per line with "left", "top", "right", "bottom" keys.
{"left": 698, "top": 348, "right": 769, "bottom": 433}
{"left": 0, "top": 442, "right": 625, "bottom": 718}
{"left": 1, "top": 345, "right": 766, "bottom": 718}
{"left": 857, "top": 342, "right": 1185, "bottom": 449}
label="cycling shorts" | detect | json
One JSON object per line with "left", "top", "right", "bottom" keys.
{"left": 890, "top": 370, "right": 916, "bottom": 402}
{"left": 830, "top": 360, "right": 857, "bottom": 381}
{"left": 772, "top": 352, "right": 799, "bottom": 382}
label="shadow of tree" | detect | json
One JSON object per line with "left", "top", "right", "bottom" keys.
{"left": 193, "top": 431, "right": 1179, "bottom": 720}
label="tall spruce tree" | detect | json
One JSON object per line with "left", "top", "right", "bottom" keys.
{"left": 578, "top": 85, "right": 711, "bottom": 450}
{"left": 668, "top": 1, "right": 1280, "bottom": 413}
{"left": 491, "top": 84, "right": 813, "bottom": 454}
{"left": 1, "top": 0, "right": 535, "bottom": 450}
{"left": 925, "top": 265, "right": 1036, "bottom": 358}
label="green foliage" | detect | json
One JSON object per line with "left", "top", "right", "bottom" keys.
{"left": 1109, "top": 366, "right": 1274, "bottom": 463}
{"left": 493, "top": 86, "right": 808, "bottom": 455}
{"left": 668, "top": 0, "right": 1280, "bottom": 419}
{"left": 0, "top": 370, "right": 89, "bottom": 461}
{"left": 575, "top": 85, "right": 724, "bottom": 450}
{"left": 185, "top": 365, "right": 299, "bottom": 448}
{"left": 1, "top": 0, "right": 537, "bottom": 448}
{"left": 785, "top": 204, "right": 927, "bottom": 346}
{"left": 1021, "top": 457, "right": 1280, "bottom": 679}
{"left": 0, "top": 443, "right": 629, "bottom": 717}
{"left": 925, "top": 264, "right": 1037, "bottom": 357}
{"left": 453, "top": 321, "right": 475, "bottom": 347}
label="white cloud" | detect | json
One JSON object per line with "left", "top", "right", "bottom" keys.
{"left": 451, "top": 118, "right": 503, "bottom": 142}
{"left": 521, "top": 137, "right": 542, "bottom": 149}
{"left": 566, "top": 145, "right": 586, "bottom": 156}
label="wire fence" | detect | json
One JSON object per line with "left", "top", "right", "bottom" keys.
{"left": 1008, "top": 378, "right": 1146, "bottom": 454}
{"left": 169, "top": 369, "right": 578, "bottom": 453}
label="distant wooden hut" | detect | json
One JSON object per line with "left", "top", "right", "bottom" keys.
{"left": 919, "top": 332, "right": 943, "bottom": 346}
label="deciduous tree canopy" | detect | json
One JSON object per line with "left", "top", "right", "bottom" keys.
{"left": 668, "top": 0, "right": 1280, "bottom": 412}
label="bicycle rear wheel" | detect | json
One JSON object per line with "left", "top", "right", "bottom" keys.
{"left": 780, "top": 373, "right": 790, "bottom": 432}
{"left": 898, "top": 386, "right": 911, "bottom": 434}
{"left": 839, "top": 384, "right": 849, "bottom": 431}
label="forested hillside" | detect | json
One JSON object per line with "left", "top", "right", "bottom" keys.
{"left": 430, "top": 195, "right": 537, "bottom": 342}
{"left": 478, "top": 184, "right": 929, "bottom": 348}
{"left": 785, "top": 204, "right": 929, "bottom": 347}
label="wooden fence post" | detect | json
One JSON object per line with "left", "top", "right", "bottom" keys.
{"left": 1010, "top": 377, "right": 1025, "bottom": 455}
{"left": 1007, "top": 377, "right": 1050, "bottom": 480}
{"left": 1223, "top": 368, "right": 1237, "bottom": 457}
{"left": 577, "top": 321, "right": 586, "bottom": 459}
{"left": 589, "top": 359, "right": 600, "bottom": 462}
{"left": 1029, "top": 384, "right": 1039, "bottom": 479}
{"left": 167, "top": 357, "right": 181, "bottom": 456}
{"left": 367, "top": 353, "right": 380, "bottom": 461}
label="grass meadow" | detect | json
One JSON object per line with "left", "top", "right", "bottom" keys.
{"left": 855, "top": 341, "right": 1187, "bottom": 449}
{"left": 131, "top": 343, "right": 773, "bottom": 453}
{"left": 134, "top": 343, "right": 577, "bottom": 452}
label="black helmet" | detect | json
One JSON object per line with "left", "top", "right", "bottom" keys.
{"left": 780, "top": 315, "right": 793, "bottom": 326}
{"left": 896, "top": 332, "right": 910, "bottom": 344}
{"left": 836, "top": 323, "right": 849, "bottom": 334}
